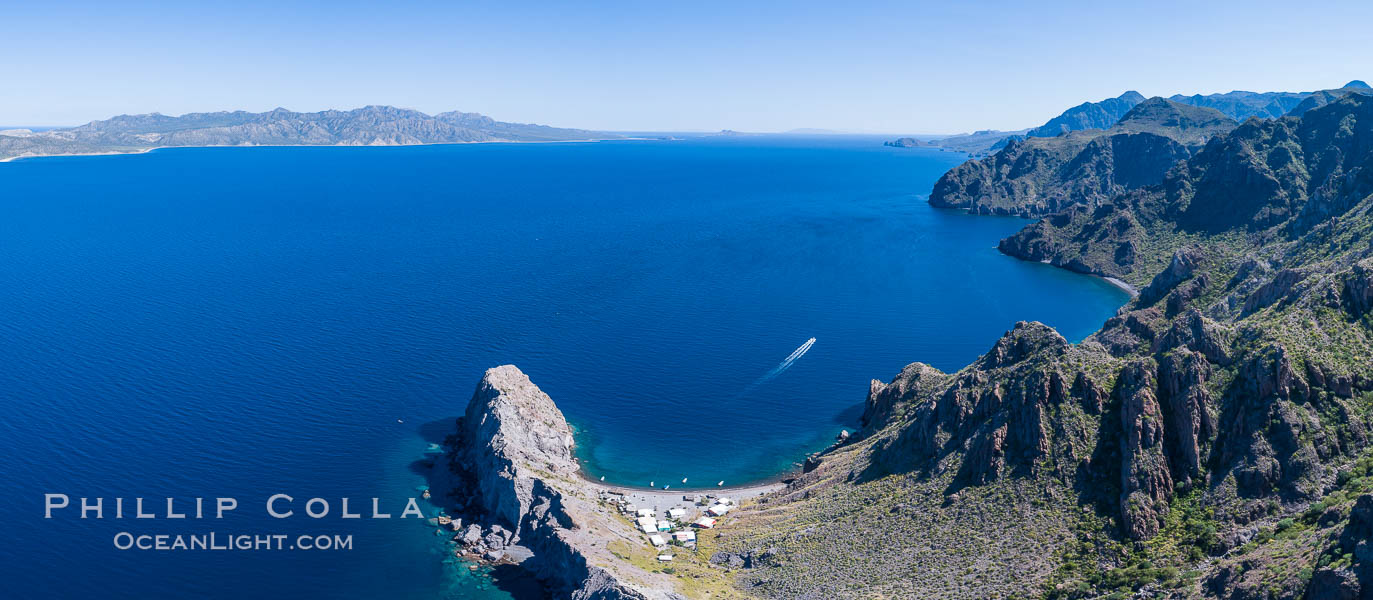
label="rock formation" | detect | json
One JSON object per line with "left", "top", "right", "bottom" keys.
{"left": 430, "top": 366, "right": 685, "bottom": 600}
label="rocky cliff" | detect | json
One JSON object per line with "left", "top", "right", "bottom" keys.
{"left": 929, "top": 98, "right": 1236, "bottom": 217}
{"left": 430, "top": 366, "right": 685, "bottom": 600}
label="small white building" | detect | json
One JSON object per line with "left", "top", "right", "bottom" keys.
{"left": 657, "top": 554, "right": 674, "bottom": 561}
{"left": 672, "top": 531, "right": 696, "bottom": 543}
{"left": 648, "top": 534, "right": 666, "bottom": 547}
{"left": 667, "top": 508, "right": 687, "bottom": 519}
{"left": 637, "top": 516, "right": 658, "bottom": 533}
{"left": 707, "top": 503, "right": 731, "bottom": 516}
{"left": 636, "top": 508, "right": 655, "bottom": 518}
{"left": 657, "top": 519, "right": 673, "bottom": 532}
{"left": 694, "top": 517, "right": 716, "bottom": 528}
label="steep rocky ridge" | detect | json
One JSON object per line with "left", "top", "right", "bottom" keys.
{"left": 1287, "top": 83, "right": 1373, "bottom": 117}
{"left": 1026, "top": 91, "right": 1147, "bottom": 138}
{"left": 1170, "top": 82, "right": 1372, "bottom": 121}
{"left": 428, "top": 366, "right": 685, "bottom": 600}
{"left": 929, "top": 98, "right": 1236, "bottom": 217}
{"left": 1001, "top": 93, "right": 1373, "bottom": 284}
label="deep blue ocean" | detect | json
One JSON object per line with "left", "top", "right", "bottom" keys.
{"left": 0, "top": 136, "right": 1127, "bottom": 599}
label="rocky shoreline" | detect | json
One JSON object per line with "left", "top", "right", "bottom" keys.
{"left": 422, "top": 365, "right": 689, "bottom": 599}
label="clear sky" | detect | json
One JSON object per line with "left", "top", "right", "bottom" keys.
{"left": 2, "top": 0, "right": 1370, "bottom": 133}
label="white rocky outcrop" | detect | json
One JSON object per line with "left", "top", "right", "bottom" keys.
{"left": 437, "top": 365, "right": 685, "bottom": 600}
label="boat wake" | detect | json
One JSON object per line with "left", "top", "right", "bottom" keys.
{"left": 762, "top": 337, "right": 816, "bottom": 381}
{"left": 737, "top": 337, "right": 816, "bottom": 397}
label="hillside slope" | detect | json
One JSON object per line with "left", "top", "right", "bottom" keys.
{"left": 928, "top": 99, "right": 1236, "bottom": 217}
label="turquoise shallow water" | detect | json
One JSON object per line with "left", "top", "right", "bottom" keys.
{"left": 0, "top": 136, "right": 1127, "bottom": 598}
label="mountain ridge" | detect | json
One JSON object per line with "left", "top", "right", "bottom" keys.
{"left": 1026, "top": 91, "right": 1147, "bottom": 138}
{"left": 892, "top": 82, "right": 1366, "bottom": 157}
{"left": 0, "top": 105, "right": 620, "bottom": 161}
{"left": 928, "top": 98, "right": 1237, "bottom": 217}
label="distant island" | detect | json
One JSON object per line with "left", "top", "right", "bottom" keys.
{"left": 882, "top": 137, "right": 931, "bottom": 148}
{"left": 0, "top": 105, "right": 622, "bottom": 161}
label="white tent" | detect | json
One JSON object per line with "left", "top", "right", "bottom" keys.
{"left": 694, "top": 517, "right": 716, "bottom": 528}
{"left": 636, "top": 508, "right": 655, "bottom": 518}
{"left": 667, "top": 508, "right": 686, "bottom": 518}
{"left": 637, "top": 516, "right": 657, "bottom": 533}
{"left": 707, "top": 504, "right": 731, "bottom": 516}
{"left": 648, "top": 534, "right": 666, "bottom": 547}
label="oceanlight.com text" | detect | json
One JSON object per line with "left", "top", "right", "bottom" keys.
{"left": 113, "top": 532, "right": 354, "bottom": 551}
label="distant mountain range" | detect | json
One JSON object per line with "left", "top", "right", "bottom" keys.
{"left": 1288, "top": 80, "right": 1373, "bottom": 116}
{"left": 1025, "top": 91, "right": 1148, "bottom": 138}
{"left": 0, "top": 106, "right": 619, "bottom": 161}
{"left": 892, "top": 81, "right": 1372, "bottom": 156}
{"left": 917, "top": 128, "right": 1031, "bottom": 157}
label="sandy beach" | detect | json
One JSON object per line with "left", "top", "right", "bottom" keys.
{"left": 594, "top": 480, "right": 784, "bottom": 515}
{"left": 1103, "top": 276, "right": 1140, "bottom": 297}
{"left": 0, "top": 136, "right": 653, "bottom": 164}
{"left": 0, "top": 147, "right": 155, "bottom": 163}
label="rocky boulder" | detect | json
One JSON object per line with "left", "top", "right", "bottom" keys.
{"left": 861, "top": 362, "right": 945, "bottom": 432}
{"left": 460, "top": 365, "right": 580, "bottom": 537}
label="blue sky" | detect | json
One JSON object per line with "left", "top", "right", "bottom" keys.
{"left": 2, "top": 0, "right": 1370, "bottom": 133}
